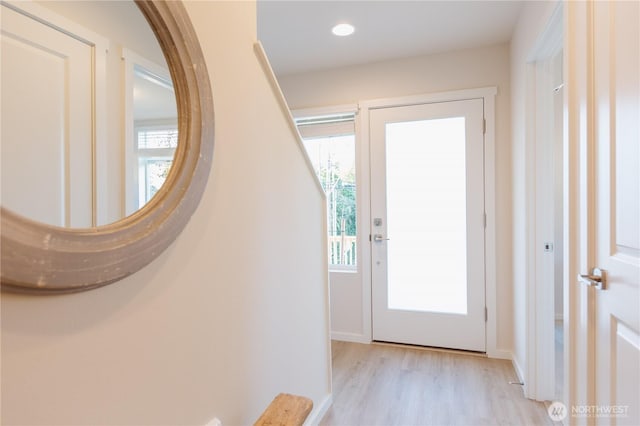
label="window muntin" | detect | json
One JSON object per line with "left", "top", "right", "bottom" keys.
{"left": 135, "top": 124, "right": 176, "bottom": 208}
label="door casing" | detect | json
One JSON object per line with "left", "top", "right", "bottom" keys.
{"left": 523, "top": 3, "right": 564, "bottom": 402}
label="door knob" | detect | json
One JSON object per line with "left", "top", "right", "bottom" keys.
{"left": 373, "top": 234, "right": 389, "bottom": 242}
{"left": 578, "top": 267, "right": 607, "bottom": 290}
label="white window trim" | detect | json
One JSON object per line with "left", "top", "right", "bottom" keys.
{"left": 292, "top": 104, "right": 358, "bottom": 119}
{"left": 133, "top": 121, "right": 177, "bottom": 209}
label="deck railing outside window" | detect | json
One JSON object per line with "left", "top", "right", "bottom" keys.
{"left": 329, "top": 235, "right": 357, "bottom": 266}
{"left": 297, "top": 113, "right": 357, "bottom": 269}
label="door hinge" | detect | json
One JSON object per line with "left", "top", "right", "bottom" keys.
{"left": 483, "top": 118, "right": 486, "bottom": 135}
{"left": 369, "top": 234, "right": 372, "bottom": 242}
{"left": 485, "top": 307, "right": 488, "bottom": 322}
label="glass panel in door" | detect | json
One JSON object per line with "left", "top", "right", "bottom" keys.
{"left": 386, "top": 117, "right": 468, "bottom": 314}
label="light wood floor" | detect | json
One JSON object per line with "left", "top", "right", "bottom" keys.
{"left": 555, "top": 320, "right": 564, "bottom": 400}
{"left": 320, "top": 341, "right": 554, "bottom": 426}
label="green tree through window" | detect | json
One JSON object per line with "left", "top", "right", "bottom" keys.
{"left": 302, "top": 132, "right": 357, "bottom": 267}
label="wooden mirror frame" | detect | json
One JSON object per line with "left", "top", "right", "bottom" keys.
{"left": 0, "top": 0, "right": 214, "bottom": 294}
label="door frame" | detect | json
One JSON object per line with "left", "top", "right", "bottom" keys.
{"left": 523, "top": 3, "right": 564, "bottom": 402}
{"left": 358, "top": 86, "right": 504, "bottom": 358}
{"left": 526, "top": 2, "right": 600, "bottom": 419}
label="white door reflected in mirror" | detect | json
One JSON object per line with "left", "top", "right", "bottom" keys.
{"left": 0, "top": 1, "right": 176, "bottom": 227}
{"left": 1, "top": 3, "right": 93, "bottom": 228}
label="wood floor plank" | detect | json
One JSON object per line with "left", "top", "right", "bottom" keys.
{"left": 320, "top": 341, "right": 554, "bottom": 426}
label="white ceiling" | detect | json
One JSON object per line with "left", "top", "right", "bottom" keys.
{"left": 257, "top": 0, "right": 525, "bottom": 76}
{"left": 133, "top": 71, "right": 177, "bottom": 121}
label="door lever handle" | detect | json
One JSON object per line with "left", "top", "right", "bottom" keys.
{"left": 373, "top": 234, "right": 389, "bottom": 242}
{"left": 578, "top": 267, "right": 607, "bottom": 290}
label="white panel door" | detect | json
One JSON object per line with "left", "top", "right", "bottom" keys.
{"left": 1, "top": 3, "right": 93, "bottom": 227}
{"left": 591, "top": 1, "right": 640, "bottom": 424}
{"left": 370, "top": 99, "right": 486, "bottom": 352}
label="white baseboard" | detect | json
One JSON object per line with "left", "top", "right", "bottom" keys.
{"left": 304, "top": 394, "right": 332, "bottom": 426}
{"left": 486, "top": 349, "right": 512, "bottom": 360}
{"left": 511, "top": 356, "right": 529, "bottom": 398}
{"left": 512, "top": 355, "right": 525, "bottom": 385}
{"left": 331, "top": 331, "right": 371, "bottom": 344}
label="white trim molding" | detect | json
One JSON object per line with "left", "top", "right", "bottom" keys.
{"left": 254, "top": 42, "right": 326, "bottom": 198}
{"left": 361, "top": 87, "right": 498, "bottom": 111}
{"left": 512, "top": 355, "right": 526, "bottom": 386}
{"left": 331, "top": 331, "right": 371, "bottom": 344}
{"left": 304, "top": 394, "right": 333, "bottom": 426}
{"left": 524, "top": 2, "right": 564, "bottom": 402}
{"left": 292, "top": 104, "right": 358, "bottom": 119}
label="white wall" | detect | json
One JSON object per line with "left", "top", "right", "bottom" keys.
{"left": 509, "top": 0, "right": 560, "bottom": 385}
{"left": 0, "top": 1, "right": 331, "bottom": 424}
{"left": 277, "top": 44, "right": 513, "bottom": 353}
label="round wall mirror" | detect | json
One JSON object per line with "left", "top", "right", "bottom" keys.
{"left": 0, "top": 0, "right": 214, "bottom": 293}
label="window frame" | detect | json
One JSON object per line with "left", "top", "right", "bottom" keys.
{"left": 134, "top": 121, "right": 178, "bottom": 209}
{"left": 294, "top": 108, "right": 359, "bottom": 272}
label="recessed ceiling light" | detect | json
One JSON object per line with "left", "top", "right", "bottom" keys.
{"left": 332, "top": 23, "right": 355, "bottom": 37}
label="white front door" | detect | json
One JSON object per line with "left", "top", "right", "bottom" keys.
{"left": 370, "top": 99, "right": 486, "bottom": 352}
{"left": 591, "top": 1, "right": 640, "bottom": 423}
{"left": 1, "top": 3, "right": 93, "bottom": 227}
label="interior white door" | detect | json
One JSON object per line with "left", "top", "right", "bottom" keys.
{"left": 370, "top": 99, "right": 486, "bottom": 352}
{"left": 590, "top": 1, "right": 640, "bottom": 424}
{"left": 1, "top": 3, "right": 93, "bottom": 227}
